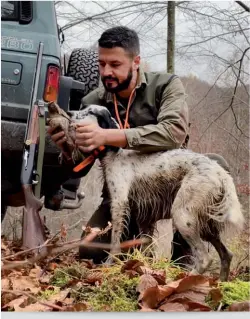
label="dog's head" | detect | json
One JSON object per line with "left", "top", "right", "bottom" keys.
{"left": 69, "top": 105, "right": 120, "bottom": 130}
{"left": 68, "top": 105, "right": 120, "bottom": 178}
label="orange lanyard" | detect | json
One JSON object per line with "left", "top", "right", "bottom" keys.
{"left": 113, "top": 88, "right": 136, "bottom": 129}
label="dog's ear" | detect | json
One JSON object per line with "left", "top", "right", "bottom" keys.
{"left": 67, "top": 105, "right": 120, "bottom": 129}
{"left": 94, "top": 108, "right": 119, "bottom": 129}
{"left": 84, "top": 105, "right": 119, "bottom": 129}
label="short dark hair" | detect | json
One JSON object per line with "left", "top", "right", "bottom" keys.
{"left": 98, "top": 26, "right": 140, "bottom": 57}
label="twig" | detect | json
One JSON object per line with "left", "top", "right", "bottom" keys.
{"left": 198, "top": 47, "right": 250, "bottom": 144}
{"left": 2, "top": 224, "right": 112, "bottom": 268}
{"left": 235, "top": 1, "right": 250, "bottom": 12}
{"left": 235, "top": 254, "right": 250, "bottom": 270}
{"left": 1, "top": 289, "right": 64, "bottom": 311}
{"left": 217, "top": 302, "right": 223, "bottom": 311}
{"left": 2, "top": 238, "right": 53, "bottom": 261}
{"left": 2, "top": 232, "right": 148, "bottom": 271}
{"left": 2, "top": 221, "right": 107, "bottom": 261}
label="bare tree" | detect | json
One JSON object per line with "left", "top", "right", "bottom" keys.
{"left": 167, "top": 1, "right": 175, "bottom": 73}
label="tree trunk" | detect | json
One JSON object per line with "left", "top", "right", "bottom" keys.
{"left": 167, "top": 1, "right": 175, "bottom": 73}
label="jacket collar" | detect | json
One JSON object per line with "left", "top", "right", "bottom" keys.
{"left": 98, "top": 67, "right": 147, "bottom": 102}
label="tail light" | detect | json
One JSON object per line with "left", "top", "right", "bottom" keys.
{"left": 43, "top": 65, "right": 60, "bottom": 102}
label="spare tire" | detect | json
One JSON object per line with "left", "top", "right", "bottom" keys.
{"left": 67, "top": 48, "right": 100, "bottom": 110}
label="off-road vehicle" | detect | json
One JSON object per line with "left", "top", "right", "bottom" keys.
{"left": 1, "top": 0, "right": 99, "bottom": 221}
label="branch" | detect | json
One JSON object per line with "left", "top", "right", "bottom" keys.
{"left": 2, "top": 224, "right": 148, "bottom": 271}
{"left": 196, "top": 47, "right": 250, "bottom": 143}
{"left": 235, "top": 1, "right": 250, "bottom": 12}
{"left": 178, "top": 28, "right": 250, "bottom": 50}
{"left": 227, "top": 47, "right": 250, "bottom": 137}
{"left": 60, "top": 2, "right": 162, "bottom": 31}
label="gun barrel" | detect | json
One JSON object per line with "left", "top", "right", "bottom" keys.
{"left": 25, "top": 42, "right": 44, "bottom": 142}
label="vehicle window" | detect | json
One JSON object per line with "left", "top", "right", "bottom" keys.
{"left": 1, "top": 1, "right": 19, "bottom": 21}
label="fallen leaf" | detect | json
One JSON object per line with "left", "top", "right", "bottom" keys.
{"left": 1, "top": 291, "right": 18, "bottom": 307}
{"left": 79, "top": 259, "right": 95, "bottom": 269}
{"left": 1, "top": 278, "right": 10, "bottom": 290}
{"left": 1, "top": 295, "right": 31, "bottom": 311}
{"left": 139, "top": 285, "right": 175, "bottom": 309}
{"left": 228, "top": 301, "right": 250, "bottom": 311}
{"left": 47, "top": 263, "right": 58, "bottom": 271}
{"left": 139, "top": 266, "right": 166, "bottom": 284}
{"left": 17, "top": 302, "right": 50, "bottom": 312}
{"left": 1, "top": 241, "right": 8, "bottom": 251}
{"left": 64, "top": 302, "right": 88, "bottom": 311}
{"left": 121, "top": 259, "right": 144, "bottom": 274}
{"left": 175, "top": 275, "right": 209, "bottom": 293}
{"left": 61, "top": 297, "right": 74, "bottom": 305}
{"left": 139, "top": 306, "right": 157, "bottom": 312}
{"left": 8, "top": 270, "right": 23, "bottom": 278}
{"left": 138, "top": 274, "right": 213, "bottom": 310}
{"left": 167, "top": 290, "right": 208, "bottom": 305}
{"left": 136, "top": 274, "right": 158, "bottom": 295}
{"left": 39, "top": 274, "right": 52, "bottom": 285}
{"left": 208, "top": 287, "right": 223, "bottom": 305}
{"left": 159, "top": 302, "right": 188, "bottom": 312}
{"left": 45, "top": 288, "right": 70, "bottom": 303}
{"left": 29, "top": 266, "right": 42, "bottom": 279}
{"left": 85, "top": 272, "right": 103, "bottom": 285}
{"left": 10, "top": 276, "right": 41, "bottom": 294}
{"left": 186, "top": 301, "right": 211, "bottom": 311}
{"left": 164, "top": 296, "right": 211, "bottom": 311}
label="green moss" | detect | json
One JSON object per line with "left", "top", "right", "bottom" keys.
{"left": 220, "top": 280, "right": 250, "bottom": 307}
{"left": 50, "top": 269, "right": 71, "bottom": 287}
{"left": 38, "top": 288, "right": 60, "bottom": 300}
{"left": 206, "top": 280, "right": 250, "bottom": 310}
{"left": 48, "top": 248, "right": 186, "bottom": 311}
{"left": 50, "top": 263, "right": 89, "bottom": 287}
{"left": 72, "top": 266, "right": 140, "bottom": 312}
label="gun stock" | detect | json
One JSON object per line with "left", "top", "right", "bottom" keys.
{"left": 21, "top": 43, "right": 47, "bottom": 253}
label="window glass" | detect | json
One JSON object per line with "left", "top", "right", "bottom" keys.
{"left": 1, "top": 1, "right": 18, "bottom": 21}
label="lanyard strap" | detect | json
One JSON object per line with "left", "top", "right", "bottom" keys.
{"left": 113, "top": 88, "right": 136, "bottom": 129}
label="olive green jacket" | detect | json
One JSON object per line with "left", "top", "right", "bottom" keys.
{"left": 81, "top": 68, "right": 189, "bottom": 153}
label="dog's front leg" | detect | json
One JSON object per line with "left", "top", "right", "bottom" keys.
{"left": 105, "top": 200, "right": 130, "bottom": 264}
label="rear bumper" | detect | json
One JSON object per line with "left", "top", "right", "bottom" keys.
{"left": 1, "top": 119, "right": 60, "bottom": 162}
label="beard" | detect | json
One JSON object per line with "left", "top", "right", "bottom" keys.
{"left": 101, "top": 68, "right": 133, "bottom": 93}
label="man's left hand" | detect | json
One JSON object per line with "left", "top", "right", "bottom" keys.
{"left": 75, "top": 121, "right": 107, "bottom": 153}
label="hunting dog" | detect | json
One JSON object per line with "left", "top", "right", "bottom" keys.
{"left": 51, "top": 104, "right": 245, "bottom": 281}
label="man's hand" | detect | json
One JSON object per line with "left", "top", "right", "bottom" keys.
{"left": 76, "top": 121, "right": 128, "bottom": 152}
{"left": 75, "top": 121, "right": 107, "bottom": 153}
{"left": 47, "top": 126, "right": 66, "bottom": 150}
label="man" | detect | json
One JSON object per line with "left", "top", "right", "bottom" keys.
{"left": 48, "top": 26, "right": 228, "bottom": 263}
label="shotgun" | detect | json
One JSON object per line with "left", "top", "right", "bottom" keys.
{"left": 20, "top": 42, "right": 47, "bottom": 253}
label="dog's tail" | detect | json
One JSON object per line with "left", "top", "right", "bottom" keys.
{"left": 207, "top": 172, "right": 245, "bottom": 230}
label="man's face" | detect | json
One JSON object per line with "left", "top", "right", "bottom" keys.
{"left": 98, "top": 47, "right": 139, "bottom": 93}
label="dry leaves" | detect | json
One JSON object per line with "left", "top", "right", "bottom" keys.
{"left": 137, "top": 273, "right": 220, "bottom": 311}
{"left": 1, "top": 237, "right": 249, "bottom": 312}
{"left": 228, "top": 301, "right": 250, "bottom": 311}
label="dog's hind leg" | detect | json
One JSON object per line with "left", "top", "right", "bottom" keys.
{"left": 172, "top": 209, "right": 212, "bottom": 274}
{"left": 206, "top": 234, "right": 233, "bottom": 281}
